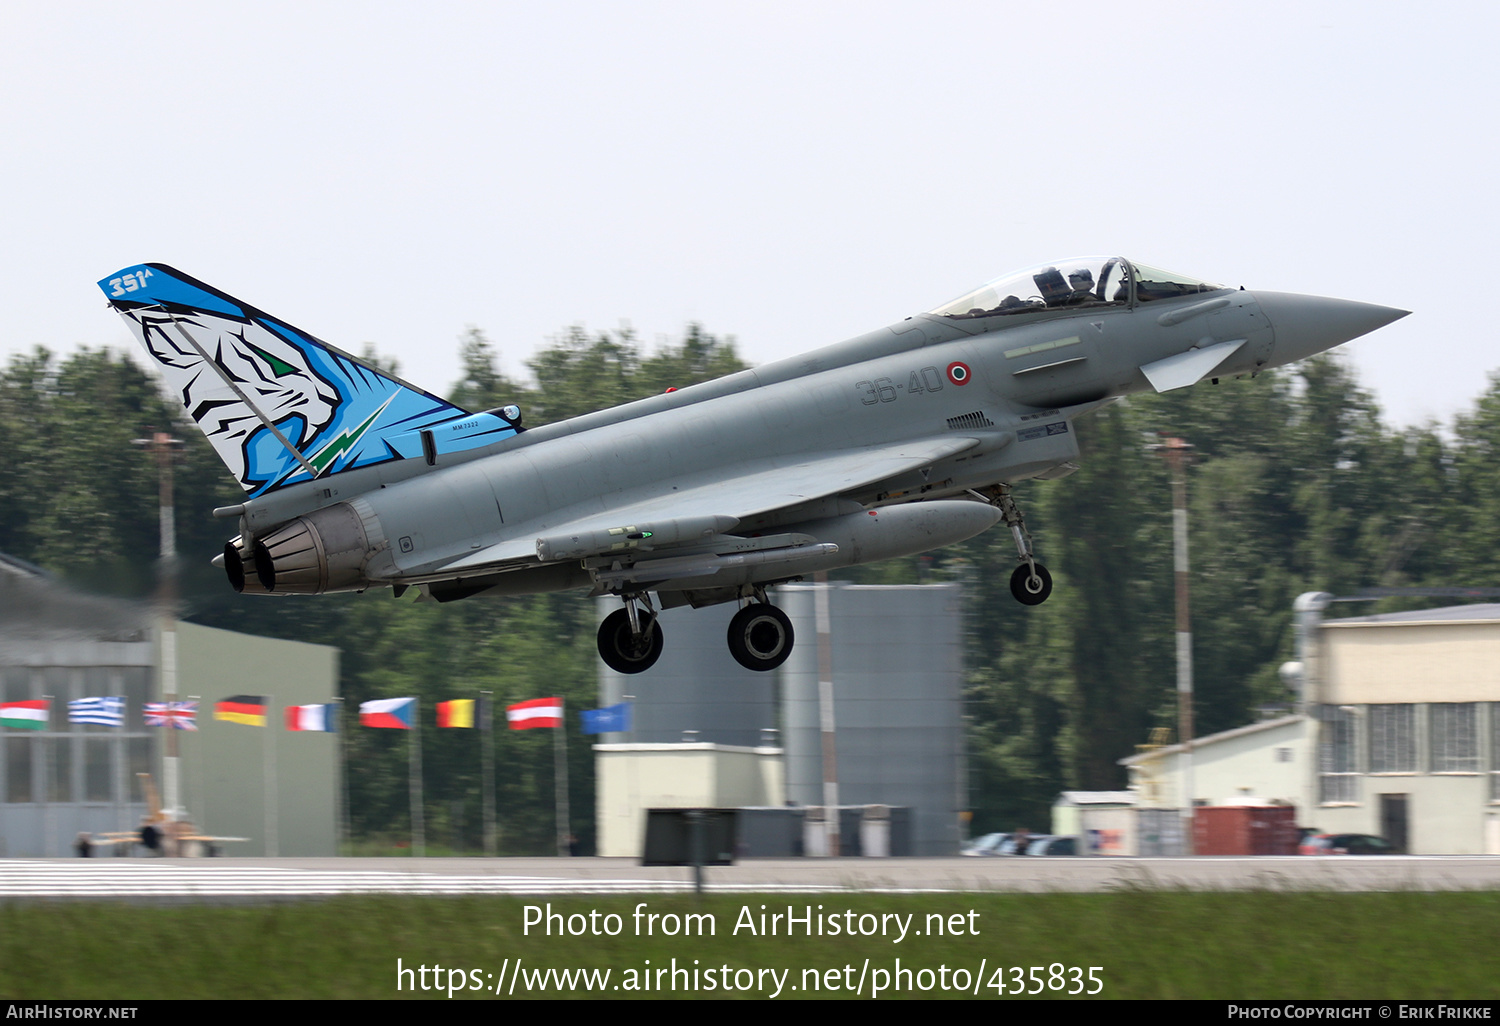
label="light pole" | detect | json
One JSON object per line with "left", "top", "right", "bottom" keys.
{"left": 1152, "top": 434, "right": 1196, "bottom": 854}
{"left": 133, "top": 432, "right": 184, "bottom": 821}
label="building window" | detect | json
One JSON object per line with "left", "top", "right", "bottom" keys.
{"left": 1369, "top": 704, "right": 1416, "bottom": 773}
{"left": 1491, "top": 704, "right": 1500, "bottom": 802}
{"left": 1318, "top": 705, "right": 1358, "bottom": 803}
{"left": 1430, "top": 703, "right": 1478, "bottom": 773}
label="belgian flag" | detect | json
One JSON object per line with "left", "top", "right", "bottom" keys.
{"left": 436, "top": 699, "right": 475, "bottom": 728}
{"left": 215, "top": 695, "right": 269, "bottom": 727}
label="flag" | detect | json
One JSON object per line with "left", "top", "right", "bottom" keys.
{"left": 437, "top": 699, "right": 475, "bottom": 728}
{"left": 0, "top": 700, "right": 49, "bottom": 731}
{"left": 69, "top": 696, "right": 125, "bottom": 727}
{"left": 360, "top": 697, "right": 415, "bottom": 729}
{"left": 215, "top": 695, "right": 268, "bottom": 727}
{"left": 580, "top": 702, "right": 631, "bottom": 735}
{"left": 285, "top": 703, "right": 337, "bottom": 732}
{"left": 144, "top": 701, "right": 197, "bottom": 730}
{"left": 506, "top": 697, "right": 563, "bottom": 730}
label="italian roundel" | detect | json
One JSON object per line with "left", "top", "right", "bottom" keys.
{"left": 946, "top": 361, "right": 971, "bottom": 385}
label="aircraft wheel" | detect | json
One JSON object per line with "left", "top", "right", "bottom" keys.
{"left": 727, "top": 603, "right": 795, "bottom": 672}
{"left": 597, "top": 608, "right": 664, "bottom": 674}
{"left": 1009, "top": 562, "right": 1053, "bottom": 606}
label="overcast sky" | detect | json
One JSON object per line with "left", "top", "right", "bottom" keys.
{"left": 3, "top": 2, "right": 1491, "bottom": 429}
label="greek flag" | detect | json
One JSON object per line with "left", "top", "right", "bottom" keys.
{"left": 69, "top": 696, "right": 125, "bottom": 727}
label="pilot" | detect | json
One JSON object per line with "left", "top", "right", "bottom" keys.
{"left": 1066, "top": 268, "right": 1097, "bottom": 303}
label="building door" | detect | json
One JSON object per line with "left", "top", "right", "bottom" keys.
{"left": 1379, "top": 793, "right": 1409, "bottom": 853}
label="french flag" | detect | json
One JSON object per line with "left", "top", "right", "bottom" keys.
{"left": 286, "top": 703, "right": 337, "bottom": 732}
{"left": 359, "top": 697, "right": 415, "bottom": 729}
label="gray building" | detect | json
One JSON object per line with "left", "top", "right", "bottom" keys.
{"left": 1, "top": 557, "right": 153, "bottom": 856}
{"left": 596, "top": 582, "right": 965, "bottom": 855}
{"left": 0, "top": 556, "right": 339, "bottom": 857}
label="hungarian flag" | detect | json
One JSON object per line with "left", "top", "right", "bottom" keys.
{"left": 437, "top": 699, "right": 475, "bottom": 728}
{"left": 285, "top": 703, "right": 337, "bottom": 732}
{"left": 0, "top": 700, "right": 49, "bottom": 731}
{"left": 215, "top": 695, "right": 268, "bottom": 727}
{"left": 360, "top": 697, "right": 415, "bottom": 729}
{"left": 506, "top": 697, "right": 563, "bottom": 730}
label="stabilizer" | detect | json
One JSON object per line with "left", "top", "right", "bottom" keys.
{"left": 99, "top": 264, "right": 519, "bottom": 497}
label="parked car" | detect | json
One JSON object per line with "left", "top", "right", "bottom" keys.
{"left": 1026, "top": 835, "right": 1077, "bottom": 856}
{"left": 961, "top": 832, "right": 1009, "bottom": 856}
{"left": 1298, "top": 832, "right": 1399, "bottom": 855}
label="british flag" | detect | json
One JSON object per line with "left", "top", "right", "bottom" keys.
{"left": 144, "top": 701, "right": 198, "bottom": 730}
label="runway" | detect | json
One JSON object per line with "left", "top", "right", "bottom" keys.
{"left": 6, "top": 855, "right": 1500, "bottom": 899}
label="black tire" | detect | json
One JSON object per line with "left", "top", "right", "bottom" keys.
{"left": 727, "top": 603, "right": 795, "bottom": 672}
{"left": 597, "top": 608, "right": 664, "bottom": 674}
{"left": 1009, "top": 562, "right": 1053, "bottom": 605}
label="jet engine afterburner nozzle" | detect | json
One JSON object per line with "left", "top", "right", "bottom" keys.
{"left": 251, "top": 502, "right": 372, "bottom": 594}
{"left": 221, "top": 535, "right": 273, "bottom": 595}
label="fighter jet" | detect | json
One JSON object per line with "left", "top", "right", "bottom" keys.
{"left": 99, "top": 258, "right": 1406, "bottom": 674}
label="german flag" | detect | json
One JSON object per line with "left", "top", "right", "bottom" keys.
{"left": 215, "top": 695, "right": 268, "bottom": 727}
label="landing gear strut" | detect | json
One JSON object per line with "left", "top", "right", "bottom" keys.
{"left": 597, "top": 594, "right": 664, "bottom": 674}
{"left": 972, "top": 484, "right": 1053, "bottom": 606}
{"left": 727, "top": 597, "right": 795, "bottom": 672}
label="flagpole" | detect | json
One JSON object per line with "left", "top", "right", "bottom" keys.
{"left": 554, "top": 709, "right": 569, "bottom": 857}
{"left": 187, "top": 694, "right": 201, "bottom": 846}
{"left": 40, "top": 695, "right": 53, "bottom": 857}
{"left": 480, "top": 691, "right": 495, "bottom": 858}
{"left": 410, "top": 710, "right": 425, "bottom": 858}
{"left": 264, "top": 694, "right": 277, "bottom": 858}
{"left": 334, "top": 698, "right": 348, "bottom": 857}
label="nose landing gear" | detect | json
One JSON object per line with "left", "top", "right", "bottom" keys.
{"left": 971, "top": 484, "right": 1053, "bottom": 606}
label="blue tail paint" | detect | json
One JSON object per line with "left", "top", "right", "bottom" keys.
{"left": 100, "top": 264, "right": 518, "bottom": 497}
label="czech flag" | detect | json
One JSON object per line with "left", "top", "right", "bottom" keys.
{"left": 437, "top": 699, "right": 475, "bottom": 728}
{"left": 360, "top": 697, "right": 415, "bottom": 729}
{"left": 214, "top": 695, "right": 268, "bottom": 727}
{"left": 506, "top": 697, "right": 562, "bottom": 730}
{"left": 286, "top": 703, "right": 337, "bottom": 732}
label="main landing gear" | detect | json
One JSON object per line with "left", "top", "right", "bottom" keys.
{"left": 971, "top": 484, "right": 1053, "bottom": 606}
{"left": 596, "top": 589, "right": 796, "bottom": 675}
{"left": 597, "top": 594, "right": 664, "bottom": 674}
{"left": 727, "top": 598, "right": 795, "bottom": 672}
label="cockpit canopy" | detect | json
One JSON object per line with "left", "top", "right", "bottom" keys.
{"left": 930, "top": 257, "right": 1224, "bottom": 319}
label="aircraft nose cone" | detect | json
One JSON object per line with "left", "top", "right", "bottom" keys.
{"left": 1256, "top": 291, "right": 1409, "bottom": 363}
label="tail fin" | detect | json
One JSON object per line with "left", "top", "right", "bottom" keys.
{"left": 99, "top": 264, "right": 518, "bottom": 497}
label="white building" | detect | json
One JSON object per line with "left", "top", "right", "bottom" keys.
{"left": 1121, "top": 598, "right": 1500, "bottom": 855}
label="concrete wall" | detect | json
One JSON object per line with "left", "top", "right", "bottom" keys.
{"left": 1323, "top": 619, "right": 1500, "bottom": 704}
{"left": 1127, "top": 717, "right": 1312, "bottom": 812}
{"left": 174, "top": 621, "right": 340, "bottom": 856}
{"left": 779, "top": 583, "right": 965, "bottom": 855}
{"left": 594, "top": 743, "right": 784, "bottom": 857}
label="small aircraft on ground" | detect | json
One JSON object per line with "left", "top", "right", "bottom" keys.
{"left": 100, "top": 258, "right": 1406, "bottom": 673}
{"left": 89, "top": 773, "right": 249, "bottom": 856}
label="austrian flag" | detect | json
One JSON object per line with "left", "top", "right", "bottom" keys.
{"left": 506, "top": 697, "right": 563, "bottom": 730}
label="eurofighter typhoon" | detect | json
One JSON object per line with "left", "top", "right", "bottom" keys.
{"left": 99, "top": 259, "right": 1406, "bottom": 673}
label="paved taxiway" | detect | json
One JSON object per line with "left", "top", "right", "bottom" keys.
{"left": 6, "top": 855, "right": 1500, "bottom": 899}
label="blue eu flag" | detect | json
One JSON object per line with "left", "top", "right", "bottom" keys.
{"left": 580, "top": 702, "right": 632, "bottom": 735}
